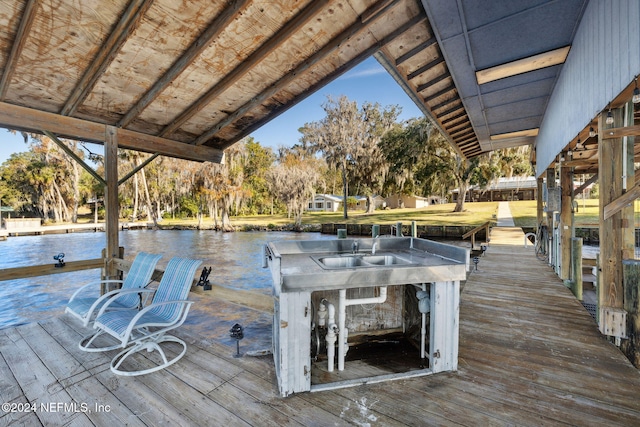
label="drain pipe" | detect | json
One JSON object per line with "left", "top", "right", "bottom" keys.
{"left": 338, "top": 287, "right": 388, "bottom": 371}
{"left": 416, "top": 284, "right": 430, "bottom": 368}
{"left": 321, "top": 299, "right": 338, "bottom": 372}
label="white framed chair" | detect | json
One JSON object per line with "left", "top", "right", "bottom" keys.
{"left": 66, "top": 251, "right": 163, "bottom": 327}
{"left": 81, "top": 257, "right": 202, "bottom": 376}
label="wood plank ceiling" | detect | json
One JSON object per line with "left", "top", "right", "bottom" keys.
{"left": 0, "top": 0, "right": 483, "bottom": 162}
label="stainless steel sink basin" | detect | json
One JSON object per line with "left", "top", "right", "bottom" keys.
{"left": 314, "top": 253, "right": 410, "bottom": 269}
{"left": 318, "top": 256, "right": 367, "bottom": 268}
{"left": 361, "top": 255, "right": 410, "bottom": 266}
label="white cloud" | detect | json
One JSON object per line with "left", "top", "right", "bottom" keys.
{"left": 339, "top": 66, "right": 386, "bottom": 80}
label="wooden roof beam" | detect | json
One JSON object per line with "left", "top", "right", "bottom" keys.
{"left": 416, "top": 73, "right": 451, "bottom": 94}
{"left": 395, "top": 36, "right": 437, "bottom": 66}
{"left": 423, "top": 84, "right": 455, "bottom": 103}
{"left": 194, "top": 0, "right": 408, "bottom": 146}
{"left": 407, "top": 57, "right": 444, "bottom": 81}
{"left": 441, "top": 110, "right": 466, "bottom": 125}
{"left": 436, "top": 103, "right": 464, "bottom": 118}
{"left": 220, "top": 12, "right": 428, "bottom": 148}
{"left": 429, "top": 96, "right": 459, "bottom": 111}
{"left": 61, "top": 0, "right": 154, "bottom": 116}
{"left": 118, "top": 0, "right": 251, "bottom": 128}
{"left": 604, "top": 181, "right": 640, "bottom": 221}
{"left": 0, "top": 0, "right": 38, "bottom": 100}
{"left": 0, "top": 102, "right": 223, "bottom": 163}
{"left": 601, "top": 124, "right": 640, "bottom": 139}
{"left": 160, "top": 0, "right": 330, "bottom": 138}
{"left": 575, "top": 173, "right": 598, "bottom": 195}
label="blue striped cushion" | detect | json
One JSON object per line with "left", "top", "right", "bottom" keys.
{"left": 115, "top": 252, "right": 163, "bottom": 307}
{"left": 147, "top": 258, "right": 202, "bottom": 321}
{"left": 96, "top": 310, "right": 168, "bottom": 338}
{"left": 67, "top": 297, "right": 135, "bottom": 318}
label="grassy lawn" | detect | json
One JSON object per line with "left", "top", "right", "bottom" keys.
{"left": 508, "top": 199, "right": 601, "bottom": 228}
{"left": 76, "top": 198, "right": 623, "bottom": 230}
{"left": 156, "top": 202, "right": 500, "bottom": 228}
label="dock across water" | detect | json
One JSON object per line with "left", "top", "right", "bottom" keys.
{"left": 1, "top": 226, "right": 640, "bottom": 425}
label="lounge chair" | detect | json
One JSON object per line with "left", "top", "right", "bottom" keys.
{"left": 82, "top": 257, "right": 202, "bottom": 376}
{"left": 66, "top": 251, "right": 163, "bottom": 327}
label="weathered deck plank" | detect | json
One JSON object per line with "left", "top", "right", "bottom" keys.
{"left": 1, "top": 226, "right": 640, "bottom": 426}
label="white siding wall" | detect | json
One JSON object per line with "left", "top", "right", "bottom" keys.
{"left": 536, "top": 0, "right": 640, "bottom": 176}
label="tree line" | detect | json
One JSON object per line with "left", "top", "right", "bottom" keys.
{"left": 0, "top": 95, "right": 532, "bottom": 230}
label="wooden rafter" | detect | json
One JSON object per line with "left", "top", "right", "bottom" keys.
{"left": 407, "top": 57, "right": 444, "bottom": 80}
{"left": 159, "top": 0, "right": 330, "bottom": 138}
{"left": 437, "top": 104, "right": 464, "bottom": 117}
{"left": 429, "top": 96, "right": 458, "bottom": 111}
{"left": 221, "top": 12, "right": 427, "bottom": 148}
{"left": 416, "top": 73, "right": 451, "bottom": 93}
{"left": 395, "top": 36, "right": 437, "bottom": 65}
{"left": 441, "top": 111, "right": 466, "bottom": 125}
{"left": 0, "top": 0, "right": 38, "bottom": 100}
{"left": 0, "top": 102, "right": 223, "bottom": 163}
{"left": 117, "top": 0, "right": 251, "bottom": 128}
{"left": 61, "top": 0, "right": 154, "bottom": 116}
{"left": 424, "top": 84, "right": 455, "bottom": 102}
{"left": 193, "top": 0, "right": 406, "bottom": 147}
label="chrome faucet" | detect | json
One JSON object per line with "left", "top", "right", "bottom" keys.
{"left": 351, "top": 240, "right": 359, "bottom": 254}
{"left": 372, "top": 239, "right": 378, "bottom": 255}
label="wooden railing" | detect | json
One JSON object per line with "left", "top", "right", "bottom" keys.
{"left": 0, "top": 258, "right": 104, "bottom": 282}
{"left": 462, "top": 221, "right": 492, "bottom": 250}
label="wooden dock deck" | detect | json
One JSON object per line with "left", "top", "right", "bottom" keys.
{"left": 2, "top": 226, "right": 640, "bottom": 426}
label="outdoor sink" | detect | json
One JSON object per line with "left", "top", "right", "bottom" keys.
{"left": 314, "top": 253, "right": 411, "bottom": 269}
{"left": 317, "top": 255, "right": 367, "bottom": 268}
{"left": 265, "top": 237, "right": 469, "bottom": 291}
{"left": 361, "top": 254, "right": 410, "bottom": 266}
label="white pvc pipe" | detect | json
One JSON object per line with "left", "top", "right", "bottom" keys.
{"left": 420, "top": 284, "right": 427, "bottom": 362}
{"left": 338, "top": 290, "right": 346, "bottom": 371}
{"left": 338, "top": 287, "right": 388, "bottom": 371}
{"left": 323, "top": 301, "right": 337, "bottom": 372}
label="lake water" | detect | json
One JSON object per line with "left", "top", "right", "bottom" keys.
{"left": 0, "top": 229, "right": 332, "bottom": 330}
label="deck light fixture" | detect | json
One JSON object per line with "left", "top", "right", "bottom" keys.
{"left": 633, "top": 77, "right": 640, "bottom": 104}
{"left": 588, "top": 127, "right": 596, "bottom": 138}
{"left": 230, "top": 323, "right": 244, "bottom": 357}
{"left": 606, "top": 105, "right": 614, "bottom": 125}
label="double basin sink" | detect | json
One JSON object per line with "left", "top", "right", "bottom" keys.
{"left": 313, "top": 253, "right": 410, "bottom": 269}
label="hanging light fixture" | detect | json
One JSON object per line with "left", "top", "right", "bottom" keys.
{"left": 575, "top": 138, "right": 583, "bottom": 151}
{"left": 588, "top": 127, "right": 596, "bottom": 138}
{"left": 633, "top": 77, "right": 640, "bottom": 104}
{"left": 606, "top": 105, "right": 614, "bottom": 125}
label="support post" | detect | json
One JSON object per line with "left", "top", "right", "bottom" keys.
{"left": 622, "top": 260, "right": 640, "bottom": 367}
{"left": 598, "top": 107, "right": 634, "bottom": 338}
{"left": 560, "top": 165, "right": 572, "bottom": 280}
{"left": 571, "top": 237, "right": 583, "bottom": 300}
{"left": 104, "top": 126, "right": 120, "bottom": 284}
{"left": 537, "top": 176, "right": 544, "bottom": 227}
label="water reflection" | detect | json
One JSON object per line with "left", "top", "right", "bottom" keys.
{"left": 0, "top": 229, "right": 331, "bottom": 330}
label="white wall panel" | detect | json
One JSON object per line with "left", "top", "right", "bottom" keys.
{"left": 536, "top": 0, "right": 640, "bottom": 176}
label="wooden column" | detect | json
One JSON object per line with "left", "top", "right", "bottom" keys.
{"left": 560, "top": 165, "right": 573, "bottom": 280}
{"left": 104, "top": 125, "right": 120, "bottom": 280}
{"left": 536, "top": 177, "right": 544, "bottom": 227}
{"left": 598, "top": 106, "right": 634, "bottom": 338}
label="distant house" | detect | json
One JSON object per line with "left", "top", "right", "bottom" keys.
{"left": 307, "top": 194, "right": 342, "bottom": 212}
{"left": 306, "top": 194, "right": 386, "bottom": 212}
{"left": 385, "top": 194, "right": 446, "bottom": 209}
{"left": 451, "top": 176, "right": 538, "bottom": 202}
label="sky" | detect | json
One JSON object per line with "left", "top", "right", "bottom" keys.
{"left": 0, "top": 56, "right": 423, "bottom": 163}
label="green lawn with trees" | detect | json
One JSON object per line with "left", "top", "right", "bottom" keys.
{"left": 1, "top": 95, "right": 572, "bottom": 232}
